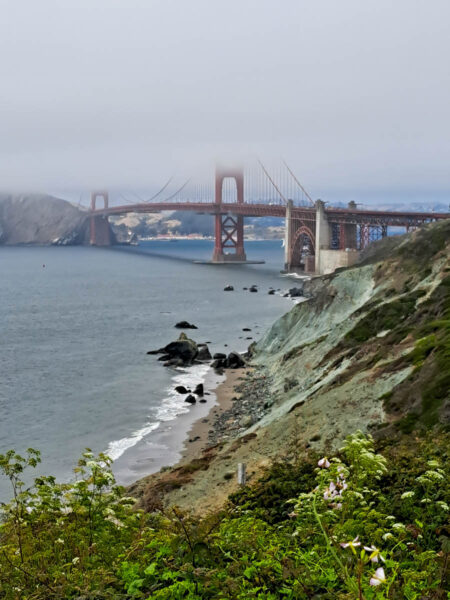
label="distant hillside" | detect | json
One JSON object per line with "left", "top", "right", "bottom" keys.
{"left": 0, "top": 194, "right": 88, "bottom": 245}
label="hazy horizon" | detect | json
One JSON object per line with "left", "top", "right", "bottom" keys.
{"left": 0, "top": 0, "right": 449, "bottom": 202}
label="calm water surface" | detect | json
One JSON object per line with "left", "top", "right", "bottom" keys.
{"left": 0, "top": 240, "right": 293, "bottom": 500}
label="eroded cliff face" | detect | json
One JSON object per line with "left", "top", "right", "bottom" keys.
{"left": 0, "top": 195, "right": 89, "bottom": 245}
{"left": 131, "top": 221, "right": 450, "bottom": 513}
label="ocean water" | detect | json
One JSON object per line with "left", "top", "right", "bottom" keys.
{"left": 0, "top": 240, "right": 295, "bottom": 501}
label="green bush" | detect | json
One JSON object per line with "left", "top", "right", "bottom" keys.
{"left": 0, "top": 432, "right": 448, "bottom": 599}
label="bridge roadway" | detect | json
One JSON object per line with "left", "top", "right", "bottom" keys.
{"left": 89, "top": 199, "right": 448, "bottom": 273}
{"left": 91, "top": 201, "right": 448, "bottom": 228}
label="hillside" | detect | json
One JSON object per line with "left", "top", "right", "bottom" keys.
{"left": 132, "top": 220, "right": 450, "bottom": 513}
{"left": 1, "top": 220, "right": 449, "bottom": 599}
{"left": 0, "top": 194, "right": 88, "bottom": 245}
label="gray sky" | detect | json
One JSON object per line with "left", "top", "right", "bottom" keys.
{"left": 0, "top": 0, "right": 449, "bottom": 201}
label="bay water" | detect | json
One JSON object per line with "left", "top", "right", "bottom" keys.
{"left": 0, "top": 240, "right": 293, "bottom": 501}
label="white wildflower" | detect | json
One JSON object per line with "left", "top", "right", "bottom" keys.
{"left": 400, "top": 491, "right": 414, "bottom": 499}
{"left": 369, "top": 567, "right": 386, "bottom": 586}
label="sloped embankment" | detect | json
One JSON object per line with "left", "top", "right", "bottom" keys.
{"left": 132, "top": 221, "right": 449, "bottom": 513}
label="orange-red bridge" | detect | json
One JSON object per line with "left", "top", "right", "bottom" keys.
{"left": 89, "top": 166, "right": 448, "bottom": 275}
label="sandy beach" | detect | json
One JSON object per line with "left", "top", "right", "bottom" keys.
{"left": 178, "top": 368, "right": 249, "bottom": 464}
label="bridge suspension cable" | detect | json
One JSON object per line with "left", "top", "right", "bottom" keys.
{"left": 162, "top": 178, "right": 191, "bottom": 202}
{"left": 144, "top": 176, "right": 174, "bottom": 203}
{"left": 257, "top": 158, "right": 287, "bottom": 204}
{"left": 282, "top": 159, "right": 314, "bottom": 206}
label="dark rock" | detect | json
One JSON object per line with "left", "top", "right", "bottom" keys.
{"left": 146, "top": 348, "right": 164, "bottom": 355}
{"left": 193, "top": 383, "right": 204, "bottom": 396}
{"left": 243, "top": 287, "right": 248, "bottom": 290}
{"left": 310, "top": 434, "right": 321, "bottom": 442}
{"left": 184, "top": 394, "right": 197, "bottom": 404}
{"left": 242, "top": 327, "right": 251, "bottom": 331}
{"left": 288, "top": 287, "right": 303, "bottom": 297}
{"left": 246, "top": 337, "right": 252, "bottom": 340}
{"left": 199, "top": 399, "right": 207, "bottom": 403}
{"left": 158, "top": 354, "right": 171, "bottom": 361}
{"left": 213, "top": 352, "right": 227, "bottom": 360}
{"left": 225, "top": 351, "right": 246, "bottom": 368}
{"left": 175, "top": 385, "right": 190, "bottom": 394}
{"left": 175, "top": 321, "right": 198, "bottom": 329}
{"left": 223, "top": 285, "right": 234, "bottom": 291}
{"left": 197, "top": 344, "right": 212, "bottom": 361}
{"left": 211, "top": 359, "right": 225, "bottom": 369}
{"left": 164, "top": 358, "right": 184, "bottom": 367}
{"left": 249, "top": 285, "right": 258, "bottom": 293}
{"left": 162, "top": 333, "right": 198, "bottom": 365}
{"left": 268, "top": 289, "right": 276, "bottom": 295}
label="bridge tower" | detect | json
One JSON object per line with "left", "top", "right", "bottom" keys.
{"left": 90, "top": 191, "right": 112, "bottom": 246}
{"left": 212, "top": 167, "right": 247, "bottom": 262}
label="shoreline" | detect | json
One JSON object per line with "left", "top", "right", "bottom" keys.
{"left": 178, "top": 368, "right": 249, "bottom": 465}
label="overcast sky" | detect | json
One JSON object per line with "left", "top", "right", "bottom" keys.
{"left": 0, "top": 0, "right": 449, "bottom": 202}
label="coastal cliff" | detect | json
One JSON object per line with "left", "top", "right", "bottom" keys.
{"left": 131, "top": 220, "right": 450, "bottom": 513}
{"left": 0, "top": 194, "right": 89, "bottom": 245}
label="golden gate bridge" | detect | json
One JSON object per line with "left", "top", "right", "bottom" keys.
{"left": 87, "top": 160, "right": 448, "bottom": 275}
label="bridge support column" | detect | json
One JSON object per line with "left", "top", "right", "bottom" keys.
{"left": 90, "top": 216, "right": 111, "bottom": 246}
{"left": 89, "top": 191, "right": 112, "bottom": 246}
{"left": 284, "top": 199, "right": 293, "bottom": 270}
{"left": 212, "top": 167, "right": 247, "bottom": 263}
{"left": 340, "top": 201, "right": 358, "bottom": 249}
{"left": 315, "top": 200, "right": 330, "bottom": 273}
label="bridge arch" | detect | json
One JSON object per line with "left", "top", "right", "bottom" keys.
{"left": 290, "top": 225, "right": 315, "bottom": 272}
{"left": 215, "top": 169, "right": 244, "bottom": 205}
{"left": 90, "top": 191, "right": 109, "bottom": 211}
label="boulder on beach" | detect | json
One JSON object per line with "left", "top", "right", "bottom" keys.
{"left": 213, "top": 352, "right": 227, "bottom": 360}
{"left": 268, "top": 289, "right": 276, "bottom": 295}
{"left": 184, "top": 394, "right": 197, "bottom": 404}
{"left": 223, "top": 285, "right": 234, "bottom": 291}
{"left": 175, "top": 385, "right": 190, "bottom": 394}
{"left": 193, "top": 383, "right": 204, "bottom": 396}
{"left": 197, "top": 344, "right": 212, "bottom": 361}
{"left": 249, "top": 285, "right": 258, "bottom": 293}
{"left": 226, "top": 351, "right": 246, "bottom": 368}
{"left": 211, "top": 351, "right": 246, "bottom": 370}
{"left": 174, "top": 321, "right": 198, "bottom": 329}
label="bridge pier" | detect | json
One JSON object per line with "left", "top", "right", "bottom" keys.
{"left": 284, "top": 199, "right": 293, "bottom": 270}
{"left": 89, "top": 191, "right": 112, "bottom": 246}
{"left": 211, "top": 168, "right": 247, "bottom": 263}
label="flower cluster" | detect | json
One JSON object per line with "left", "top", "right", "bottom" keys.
{"left": 318, "top": 459, "right": 348, "bottom": 509}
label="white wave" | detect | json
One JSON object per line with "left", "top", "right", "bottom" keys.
{"left": 105, "top": 422, "right": 160, "bottom": 461}
{"left": 156, "top": 363, "right": 211, "bottom": 422}
{"left": 106, "top": 363, "right": 212, "bottom": 462}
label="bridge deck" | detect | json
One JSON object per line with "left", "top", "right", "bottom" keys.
{"left": 91, "top": 201, "right": 448, "bottom": 227}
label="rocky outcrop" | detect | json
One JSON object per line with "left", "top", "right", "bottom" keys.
{"left": 212, "top": 351, "right": 246, "bottom": 370}
{"left": 0, "top": 195, "right": 89, "bottom": 245}
{"left": 147, "top": 332, "right": 199, "bottom": 366}
{"left": 175, "top": 321, "right": 198, "bottom": 329}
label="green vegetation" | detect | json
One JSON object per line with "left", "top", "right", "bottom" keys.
{"left": 1, "top": 432, "right": 449, "bottom": 599}
{"left": 344, "top": 290, "right": 425, "bottom": 345}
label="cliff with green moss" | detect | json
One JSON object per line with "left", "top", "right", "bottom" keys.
{"left": 0, "top": 221, "right": 449, "bottom": 599}
{"left": 132, "top": 220, "right": 449, "bottom": 515}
